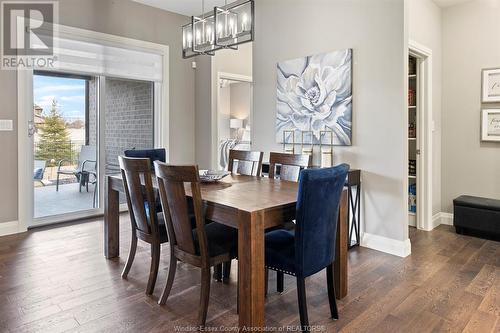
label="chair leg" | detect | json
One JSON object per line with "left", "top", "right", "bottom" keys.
{"left": 213, "top": 264, "right": 222, "bottom": 282}
{"left": 277, "top": 271, "right": 284, "bottom": 293}
{"left": 121, "top": 235, "right": 138, "bottom": 279}
{"left": 326, "top": 263, "right": 339, "bottom": 320}
{"left": 222, "top": 260, "right": 231, "bottom": 283}
{"left": 265, "top": 269, "right": 269, "bottom": 297}
{"left": 56, "top": 173, "right": 60, "bottom": 191}
{"left": 158, "top": 254, "right": 177, "bottom": 305}
{"left": 297, "top": 277, "right": 309, "bottom": 331}
{"left": 146, "top": 243, "right": 160, "bottom": 295}
{"left": 198, "top": 267, "right": 211, "bottom": 328}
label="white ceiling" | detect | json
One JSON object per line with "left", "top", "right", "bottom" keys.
{"left": 432, "top": 0, "right": 473, "bottom": 8}
{"left": 133, "top": 0, "right": 473, "bottom": 15}
{"left": 132, "top": 0, "right": 238, "bottom": 16}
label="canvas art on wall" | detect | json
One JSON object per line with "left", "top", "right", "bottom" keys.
{"left": 276, "top": 48, "right": 353, "bottom": 146}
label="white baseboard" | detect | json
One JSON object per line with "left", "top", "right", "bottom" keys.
{"left": 0, "top": 221, "right": 26, "bottom": 237}
{"left": 431, "top": 212, "right": 454, "bottom": 229}
{"left": 361, "top": 232, "right": 412, "bottom": 258}
{"left": 431, "top": 213, "right": 442, "bottom": 230}
{"left": 440, "top": 213, "right": 453, "bottom": 225}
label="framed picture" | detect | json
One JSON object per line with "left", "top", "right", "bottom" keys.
{"left": 481, "top": 109, "right": 500, "bottom": 142}
{"left": 482, "top": 68, "right": 500, "bottom": 102}
{"left": 276, "top": 49, "right": 353, "bottom": 146}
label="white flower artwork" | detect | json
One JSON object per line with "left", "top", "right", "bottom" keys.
{"left": 276, "top": 49, "right": 353, "bottom": 146}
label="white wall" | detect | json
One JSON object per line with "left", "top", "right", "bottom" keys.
{"left": 253, "top": 0, "right": 409, "bottom": 245}
{"left": 230, "top": 82, "right": 252, "bottom": 134}
{"left": 408, "top": 0, "right": 443, "bottom": 215}
{"left": 441, "top": 0, "right": 500, "bottom": 212}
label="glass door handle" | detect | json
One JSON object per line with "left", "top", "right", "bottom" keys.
{"left": 28, "top": 120, "right": 36, "bottom": 137}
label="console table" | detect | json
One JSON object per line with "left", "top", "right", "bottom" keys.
{"left": 261, "top": 163, "right": 361, "bottom": 248}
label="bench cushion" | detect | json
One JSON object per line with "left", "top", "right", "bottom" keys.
{"left": 453, "top": 195, "right": 500, "bottom": 212}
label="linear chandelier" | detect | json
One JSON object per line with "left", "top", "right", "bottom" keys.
{"left": 182, "top": 0, "right": 254, "bottom": 59}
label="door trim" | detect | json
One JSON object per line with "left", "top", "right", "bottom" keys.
{"left": 17, "top": 23, "right": 169, "bottom": 232}
{"left": 409, "top": 40, "right": 433, "bottom": 231}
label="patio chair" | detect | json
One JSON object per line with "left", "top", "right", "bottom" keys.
{"left": 34, "top": 160, "right": 47, "bottom": 186}
{"left": 56, "top": 145, "right": 96, "bottom": 192}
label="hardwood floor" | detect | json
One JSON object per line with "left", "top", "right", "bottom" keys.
{"left": 0, "top": 217, "right": 498, "bottom": 332}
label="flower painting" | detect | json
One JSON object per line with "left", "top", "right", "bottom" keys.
{"left": 276, "top": 49, "right": 352, "bottom": 145}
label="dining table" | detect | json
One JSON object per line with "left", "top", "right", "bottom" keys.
{"left": 104, "top": 173, "right": 348, "bottom": 330}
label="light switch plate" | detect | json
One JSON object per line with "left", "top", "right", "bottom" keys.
{"left": 0, "top": 119, "right": 13, "bottom": 131}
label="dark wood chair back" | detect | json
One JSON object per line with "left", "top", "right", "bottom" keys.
{"left": 269, "top": 152, "right": 312, "bottom": 182}
{"left": 154, "top": 163, "right": 209, "bottom": 263}
{"left": 119, "top": 156, "right": 160, "bottom": 242}
{"left": 228, "top": 150, "right": 264, "bottom": 176}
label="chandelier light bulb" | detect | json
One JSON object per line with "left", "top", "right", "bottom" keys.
{"left": 206, "top": 26, "right": 212, "bottom": 43}
{"left": 242, "top": 13, "right": 248, "bottom": 31}
{"left": 229, "top": 18, "right": 235, "bottom": 36}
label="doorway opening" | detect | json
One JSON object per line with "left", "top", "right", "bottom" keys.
{"left": 408, "top": 41, "right": 433, "bottom": 232}
{"left": 216, "top": 73, "right": 253, "bottom": 170}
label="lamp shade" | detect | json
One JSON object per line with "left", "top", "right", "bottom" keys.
{"left": 230, "top": 118, "right": 243, "bottom": 129}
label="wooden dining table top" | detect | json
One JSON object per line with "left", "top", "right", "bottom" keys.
{"left": 108, "top": 172, "right": 299, "bottom": 215}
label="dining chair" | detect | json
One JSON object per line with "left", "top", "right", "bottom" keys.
{"left": 154, "top": 162, "right": 238, "bottom": 327}
{"left": 124, "top": 148, "right": 166, "bottom": 169}
{"left": 267, "top": 152, "right": 312, "bottom": 294}
{"left": 228, "top": 149, "right": 264, "bottom": 177}
{"left": 268, "top": 152, "right": 312, "bottom": 181}
{"left": 119, "top": 156, "right": 168, "bottom": 295}
{"left": 216, "top": 149, "right": 264, "bottom": 282}
{"left": 124, "top": 148, "right": 166, "bottom": 212}
{"left": 265, "top": 164, "right": 349, "bottom": 331}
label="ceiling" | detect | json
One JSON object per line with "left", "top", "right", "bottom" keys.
{"left": 132, "top": 0, "right": 238, "bottom": 16}
{"left": 432, "top": 0, "right": 473, "bottom": 7}
{"left": 133, "top": 0, "right": 474, "bottom": 15}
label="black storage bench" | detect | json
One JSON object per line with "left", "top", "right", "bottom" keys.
{"left": 453, "top": 195, "right": 500, "bottom": 239}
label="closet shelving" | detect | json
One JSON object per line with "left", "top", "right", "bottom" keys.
{"left": 408, "top": 56, "right": 418, "bottom": 226}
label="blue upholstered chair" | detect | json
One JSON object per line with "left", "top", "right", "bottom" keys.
{"left": 124, "top": 148, "right": 166, "bottom": 169}
{"left": 265, "top": 164, "right": 349, "bottom": 330}
{"left": 124, "top": 148, "right": 166, "bottom": 212}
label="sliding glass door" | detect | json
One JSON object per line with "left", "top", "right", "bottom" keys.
{"left": 30, "top": 73, "right": 155, "bottom": 225}
{"left": 33, "top": 71, "right": 98, "bottom": 220}
{"left": 20, "top": 24, "right": 167, "bottom": 228}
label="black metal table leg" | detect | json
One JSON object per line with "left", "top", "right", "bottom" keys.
{"left": 346, "top": 170, "right": 361, "bottom": 249}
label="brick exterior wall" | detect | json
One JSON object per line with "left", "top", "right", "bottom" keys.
{"left": 87, "top": 78, "right": 154, "bottom": 174}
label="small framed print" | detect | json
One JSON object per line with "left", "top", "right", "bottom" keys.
{"left": 482, "top": 68, "right": 500, "bottom": 102}
{"left": 482, "top": 109, "right": 500, "bottom": 142}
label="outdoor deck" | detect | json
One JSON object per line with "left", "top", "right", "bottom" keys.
{"left": 34, "top": 182, "right": 96, "bottom": 218}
